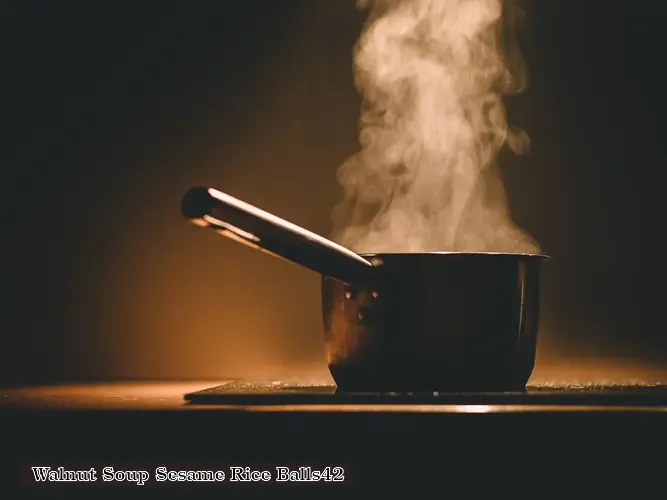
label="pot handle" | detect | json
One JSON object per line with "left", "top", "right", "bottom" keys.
{"left": 181, "top": 186, "right": 375, "bottom": 284}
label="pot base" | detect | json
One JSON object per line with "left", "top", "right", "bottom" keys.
{"left": 329, "top": 363, "right": 531, "bottom": 393}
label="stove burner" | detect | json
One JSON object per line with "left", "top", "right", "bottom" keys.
{"left": 184, "top": 380, "right": 667, "bottom": 408}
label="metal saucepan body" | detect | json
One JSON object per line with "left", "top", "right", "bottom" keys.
{"left": 322, "top": 252, "right": 546, "bottom": 392}
{"left": 181, "top": 187, "right": 548, "bottom": 392}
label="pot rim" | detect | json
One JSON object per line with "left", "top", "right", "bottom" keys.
{"left": 358, "top": 251, "right": 550, "bottom": 260}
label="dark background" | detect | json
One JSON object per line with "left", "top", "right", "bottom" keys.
{"left": 1, "top": 0, "right": 663, "bottom": 386}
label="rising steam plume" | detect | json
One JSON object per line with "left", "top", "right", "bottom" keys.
{"left": 331, "top": 0, "right": 540, "bottom": 254}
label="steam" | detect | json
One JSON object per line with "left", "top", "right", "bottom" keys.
{"left": 331, "top": 0, "right": 540, "bottom": 254}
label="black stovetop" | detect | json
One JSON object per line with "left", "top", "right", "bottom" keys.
{"left": 184, "top": 380, "right": 667, "bottom": 408}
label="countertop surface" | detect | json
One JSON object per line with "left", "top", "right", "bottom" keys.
{"left": 0, "top": 381, "right": 228, "bottom": 411}
{"left": 4, "top": 379, "right": 667, "bottom": 413}
{"left": 5, "top": 357, "right": 667, "bottom": 413}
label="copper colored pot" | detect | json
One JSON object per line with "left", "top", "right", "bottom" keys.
{"left": 181, "top": 186, "right": 548, "bottom": 392}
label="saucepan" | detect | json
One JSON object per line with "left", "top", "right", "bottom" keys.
{"left": 181, "top": 186, "right": 549, "bottom": 392}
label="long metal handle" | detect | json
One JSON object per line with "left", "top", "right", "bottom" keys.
{"left": 181, "top": 186, "right": 375, "bottom": 283}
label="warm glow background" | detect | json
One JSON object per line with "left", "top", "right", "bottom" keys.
{"left": 2, "top": 1, "right": 662, "bottom": 386}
